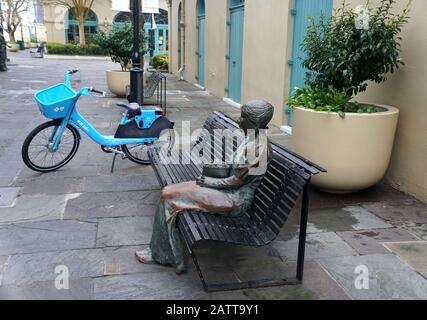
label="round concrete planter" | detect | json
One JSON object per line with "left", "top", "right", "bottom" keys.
{"left": 24, "top": 43, "right": 31, "bottom": 49}
{"left": 7, "top": 44, "right": 19, "bottom": 52}
{"left": 106, "top": 70, "right": 130, "bottom": 97}
{"left": 292, "top": 105, "right": 399, "bottom": 193}
{"left": 30, "top": 43, "right": 38, "bottom": 48}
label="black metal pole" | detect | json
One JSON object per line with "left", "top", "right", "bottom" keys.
{"left": 150, "top": 14, "right": 154, "bottom": 57}
{"left": 130, "top": 0, "right": 143, "bottom": 105}
{"left": 296, "top": 182, "right": 310, "bottom": 282}
{"left": 0, "top": 0, "right": 3, "bottom": 36}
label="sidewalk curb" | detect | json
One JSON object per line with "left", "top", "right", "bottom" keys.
{"left": 44, "top": 54, "right": 111, "bottom": 61}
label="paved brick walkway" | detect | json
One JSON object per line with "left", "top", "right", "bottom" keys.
{"left": 0, "top": 51, "right": 426, "bottom": 300}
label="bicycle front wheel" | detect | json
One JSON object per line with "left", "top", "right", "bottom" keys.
{"left": 22, "top": 120, "right": 80, "bottom": 173}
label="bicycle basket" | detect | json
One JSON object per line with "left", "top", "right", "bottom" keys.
{"left": 35, "top": 84, "right": 78, "bottom": 119}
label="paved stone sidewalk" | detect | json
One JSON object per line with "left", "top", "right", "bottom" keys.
{"left": 0, "top": 51, "right": 426, "bottom": 300}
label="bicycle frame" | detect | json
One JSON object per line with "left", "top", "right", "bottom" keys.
{"left": 50, "top": 86, "right": 158, "bottom": 151}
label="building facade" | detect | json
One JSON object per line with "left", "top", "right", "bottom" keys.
{"left": 43, "top": 0, "right": 169, "bottom": 55}
{"left": 1, "top": 0, "right": 47, "bottom": 43}
{"left": 168, "top": 0, "right": 427, "bottom": 202}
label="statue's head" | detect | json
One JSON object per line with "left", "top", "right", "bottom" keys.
{"left": 239, "top": 100, "right": 274, "bottom": 131}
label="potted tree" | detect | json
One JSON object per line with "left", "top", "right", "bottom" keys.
{"left": 7, "top": 41, "right": 20, "bottom": 52}
{"left": 288, "top": 0, "right": 411, "bottom": 193}
{"left": 93, "top": 23, "right": 146, "bottom": 97}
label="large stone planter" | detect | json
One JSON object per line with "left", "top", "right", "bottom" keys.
{"left": 292, "top": 105, "right": 399, "bottom": 193}
{"left": 30, "top": 43, "right": 38, "bottom": 48}
{"left": 7, "top": 44, "right": 19, "bottom": 52}
{"left": 106, "top": 70, "right": 130, "bottom": 97}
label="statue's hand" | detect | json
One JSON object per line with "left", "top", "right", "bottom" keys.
{"left": 196, "top": 176, "right": 206, "bottom": 186}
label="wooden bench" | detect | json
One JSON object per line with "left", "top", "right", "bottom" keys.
{"left": 30, "top": 42, "right": 45, "bottom": 58}
{"left": 148, "top": 111, "right": 326, "bottom": 292}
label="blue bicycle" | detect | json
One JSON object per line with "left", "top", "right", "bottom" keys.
{"left": 22, "top": 69, "right": 174, "bottom": 173}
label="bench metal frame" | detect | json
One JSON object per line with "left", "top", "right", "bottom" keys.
{"left": 30, "top": 43, "right": 45, "bottom": 58}
{"left": 148, "top": 111, "right": 326, "bottom": 292}
{"left": 126, "top": 71, "right": 167, "bottom": 113}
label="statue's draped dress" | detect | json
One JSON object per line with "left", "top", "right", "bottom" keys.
{"left": 140, "top": 134, "right": 272, "bottom": 271}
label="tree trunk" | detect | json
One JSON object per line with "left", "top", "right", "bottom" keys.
{"left": 7, "top": 30, "right": 15, "bottom": 42}
{"left": 78, "top": 18, "right": 86, "bottom": 45}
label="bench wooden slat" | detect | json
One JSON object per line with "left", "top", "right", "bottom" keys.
{"left": 179, "top": 213, "right": 202, "bottom": 243}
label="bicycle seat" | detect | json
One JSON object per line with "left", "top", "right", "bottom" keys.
{"left": 116, "top": 102, "right": 141, "bottom": 117}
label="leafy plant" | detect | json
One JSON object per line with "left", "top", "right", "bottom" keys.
{"left": 92, "top": 24, "right": 146, "bottom": 71}
{"left": 302, "top": 0, "right": 411, "bottom": 97}
{"left": 288, "top": 86, "right": 379, "bottom": 119}
{"left": 151, "top": 53, "right": 168, "bottom": 70}
{"left": 46, "top": 42, "right": 105, "bottom": 56}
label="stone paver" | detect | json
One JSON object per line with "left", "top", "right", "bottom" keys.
{"left": 96, "top": 216, "right": 153, "bottom": 247}
{"left": 362, "top": 200, "right": 427, "bottom": 225}
{"left": 343, "top": 206, "right": 393, "bottom": 230}
{"left": 0, "top": 220, "right": 97, "bottom": 255}
{"left": 0, "top": 51, "right": 426, "bottom": 300}
{"left": 93, "top": 271, "right": 205, "bottom": 300}
{"left": 0, "top": 187, "right": 20, "bottom": 207}
{"left": 337, "top": 228, "right": 419, "bottom": 255}
{"left": 0, "top": 249, "right": 104, "bottom": 286}
{"left": 0, "top": 279, "right": 93, "bottom": 300}
{"left": 83, "top": 175, "right": 160, "bottom": 193}
{"left": 0, "top": 194, "right": 78, "bottom": 224}
{"left": 408, "top": 224, "right": 427, "bottom": 241}
{"left": 103, "top": 245, "right": 175, "bottom": 275}
{"left": 319, "top": 254, "right": 427, "bottom": 300}
{"left": 273, "top": 232, "right": 358, "bottom": 261}
{"left": 64, "top": 191, "right": 159, "bottom": 219}
{"left": 283, "top": 205, "right": 392, "bottom": 237}
{"left": 21, "top": 177, "right": 84, "bottom": 195}
{"left": 383, "top": 242, "right": 427, "bottom": 273}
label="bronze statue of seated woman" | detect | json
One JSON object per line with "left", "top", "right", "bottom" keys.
{"left": 135, "top": 100, "right": 275, "bottom": 274}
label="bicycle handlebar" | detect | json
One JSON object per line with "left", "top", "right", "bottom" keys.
{"left": 88, "top": 87, "right": 106, "bottom": 97}
{"left": 67, "top": 69, "right": 79, "bottom": 75}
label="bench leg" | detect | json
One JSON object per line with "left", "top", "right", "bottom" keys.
{"left": 190, "top": 251, "right": 209, "bottom": 292}
{"left": 190, "top": 249, "right": 301, "bottom": 292}
{"left": 296, "top": 181, "right": 310, "bottom": 282}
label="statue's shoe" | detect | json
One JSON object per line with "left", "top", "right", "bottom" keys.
{"left": 134, "top": 249, "right": 154, "bottom": 264}
{"left": 175, "top": 265, "right": 185, "bottom": 275}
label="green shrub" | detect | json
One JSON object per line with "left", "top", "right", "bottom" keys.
{"left": 92, "top": 24, "right": 146, "bottom": 71}
{"left": 288, "top": 0, "right": 411, "bottom": 116}
{"left": 302, "top": 0, "right": 411, "bottom": 96}
{"left": 46, "top": 42, "right": 106, "bottom": 56}
{"left": 151, "top": 53, "right": 168, "bottom": 70}
{"left": 288, "top": 86, "right": 379, "bottom": 119}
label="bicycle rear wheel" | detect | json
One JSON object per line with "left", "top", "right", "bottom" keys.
{"left": 22, "top": 120, "right": 80, "bottom": 173}
{"left": 123, "top": 129, "right": 175, "bottom": 165}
